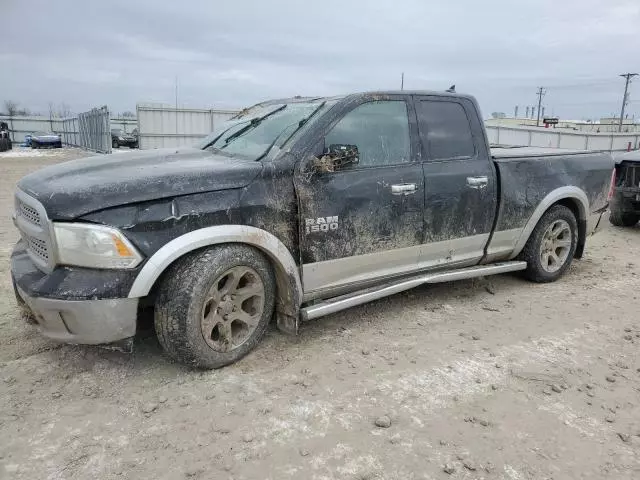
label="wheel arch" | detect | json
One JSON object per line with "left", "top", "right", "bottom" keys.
{"left": 128, "top": 225, "right": 302, "bottom": 331}
{"left": 509, "top": 186, "right": 589, "bottom": 260}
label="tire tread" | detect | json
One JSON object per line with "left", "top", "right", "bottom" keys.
{"left": 518, "top": 205, "right": 578, "bottom": 283}
{"left": 154, "top": 245, "right": 275, "bottom": 368}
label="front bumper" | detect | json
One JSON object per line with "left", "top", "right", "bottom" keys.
{"left": 11, "top": 242, "right": 139, "bottom": 344}
{"left": 116, "top": 139, "right": 138, "bottom": 147}
{"left": 15, "top": 286, "right": 138, "bottom": 344}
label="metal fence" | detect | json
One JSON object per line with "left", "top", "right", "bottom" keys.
{"left": 136, "top": 103, "right": 238, "bottom": 149}
{"left": 485, "top": 125, "right": 640, "bottom": 152}
{"left": 0, "top": 112, "right": 134, "bottom": 147}
{"left": 0, "top": 115, "right": 63, "bottom": 143}
{"left": 70, "top": 106, "right": 112, "bottom": 153}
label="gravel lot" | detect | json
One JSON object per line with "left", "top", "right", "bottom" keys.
{"left": 1, "top": 148, "right": 639, "bottom": 480}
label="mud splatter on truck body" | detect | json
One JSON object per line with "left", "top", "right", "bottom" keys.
{"left": 10, "top": 90, "right": 614, "bottom": 366}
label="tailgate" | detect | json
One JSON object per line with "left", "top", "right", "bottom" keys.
{"left": 617, "top": 161, "right": 640, "bottom": 192}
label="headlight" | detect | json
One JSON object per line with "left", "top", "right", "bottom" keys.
{"left": 53, "top": 223, "right": 143, "bottom": 269}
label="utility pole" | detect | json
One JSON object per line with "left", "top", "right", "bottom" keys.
{"left": 401, "top": 72, "right": 404, "bottom": 91}
{"left": 536, "top": 87, "right": 546, "bottom": 127}
{"left": 619, "top": 73, "right": 638, "bottom": 132}
{"left": 175, "top": 75, "right": 179, "bottom": 135}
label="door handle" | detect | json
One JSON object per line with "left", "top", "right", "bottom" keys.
{"left": 466, "top": 176, "right": 488, "bottom": 189}
{"left": 391, "top": 183, "right": 417, "bottom": 195}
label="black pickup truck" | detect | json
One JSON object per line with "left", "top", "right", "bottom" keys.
{"left": 11, "top": 91, "right": 614, "bottom": 368}
{"left": 610, "top": 151, "right": 640, "bottom": 227}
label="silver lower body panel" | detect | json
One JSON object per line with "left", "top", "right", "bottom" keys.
{"left": 301, "top": 261, "right": 527, "bottom": 321}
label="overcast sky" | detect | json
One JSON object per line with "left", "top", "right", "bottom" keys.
{"left": 2, "top": 0, "right": 639, "bottom": 120}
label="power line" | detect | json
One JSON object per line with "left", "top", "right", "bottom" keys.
{"left": 619, "top": 73, "right": 638, "bottom": 131}
{"left": 535, "top": 87, "right": 546, "bottom": 126}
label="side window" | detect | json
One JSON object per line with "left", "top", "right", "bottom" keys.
{"left": 417, "top": 100, "right": 475, "bottom": 160}
{"left": 325, "top": 101, "right": 410, "bottom": 167}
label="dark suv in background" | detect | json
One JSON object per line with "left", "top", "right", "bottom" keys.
{"left": 111, "top": 129, "right": 138, "bottom": 149}
{"left": 610, "top": 151, "right": 640, "bottom": 227}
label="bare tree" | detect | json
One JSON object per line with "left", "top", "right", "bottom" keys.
{"left": 48, "top": 102, "right": 56, "bottom": 132}
{"left": 4, "top": 100, "right": 19, "bottom": 117}
{"left": 121, "top": 111, "right": 136, "bottom": 118}
{"left": 57, "top": 102, "right": 72, "bottom": 118}
{"left": 3, "top": 101, "right": 20, "bottom": 142}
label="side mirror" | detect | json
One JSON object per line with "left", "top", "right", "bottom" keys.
{"left": 312, "top": 144, "right": 359, "bottom": 173}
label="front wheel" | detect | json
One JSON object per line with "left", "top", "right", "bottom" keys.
{"left": 519, "top": 205, "right": 578, "bottom": 283}
{"left": 609, "top": 210, "right": 638, "bottom": 227}
{"left": 154, "top": 244, "right": 276, "bottom": 369}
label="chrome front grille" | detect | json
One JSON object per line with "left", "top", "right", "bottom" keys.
{"left": 18, "top": 201, "right": 41, "bottom": 226}
{"left": 14, "top": 191, "right": 53, "bottom": 272}
{"left": 25, "top": 236, "right": 49, "bottom": 261}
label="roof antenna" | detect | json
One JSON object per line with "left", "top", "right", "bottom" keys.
{"left": 446, "top": 84, "right": 456, "bottom": 93}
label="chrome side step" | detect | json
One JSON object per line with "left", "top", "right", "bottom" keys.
{"left": 300, "top": 261, "right": 527, "bottom": 321}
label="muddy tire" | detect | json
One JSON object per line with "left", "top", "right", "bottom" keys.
{"left": 519, "top": 205, "right": 578, "bottom": 283}
{"left": 154, "top": 244, "right": 276, "bottom": 369}
{"left": 112, "top": 139, "right": 119, "bottom": 148}
{"left": 609, "top": 210, "right": 638, "bottom": 227}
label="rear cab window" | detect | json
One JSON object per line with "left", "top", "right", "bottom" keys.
{"left": 415, "top": 99, "right": 476, "bottom": 161}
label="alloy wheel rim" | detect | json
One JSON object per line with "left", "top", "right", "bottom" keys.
{"left": 200, "top": 266, "right": 265, "bottom": 352}
{"left": 539, "top": 219, "right": 572, "bottom": 273}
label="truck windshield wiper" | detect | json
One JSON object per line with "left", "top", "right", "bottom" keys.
{"left": 255, "top": 101, "right": 327, "bottom": 161}
{"left": 220, "top": 104, "right": 287, "bottom": 148}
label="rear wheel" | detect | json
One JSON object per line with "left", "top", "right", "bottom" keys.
{"left": 154, "top": 244, "right": 276, "bottom": 369}
{"left": 519, "top": 205, "right": 578, "bottom": 283}
{"left": 609, "top": 210, "right": 639, "bottom": 227}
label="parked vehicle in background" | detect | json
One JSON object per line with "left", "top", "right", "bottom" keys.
{"left": 111, "top": 129, "right": 138, "bottom": 149}
{"left": 11, "top": 90, "right": 614, "bottom": 369}
{"left": 610, "top": 151, "right": 640, "bottom": 227}
{"left": 23, "top": 134, "right": 33, "bottom": 147}
{"left": 31, "top": 132, "right": 62, "bottom": 149}
{"left": 0, "top": 121, "right": 11, "bottom": 152}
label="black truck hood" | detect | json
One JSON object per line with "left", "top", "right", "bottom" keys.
{"left": 18, "top": 148, "right": 262, "bottom": 220}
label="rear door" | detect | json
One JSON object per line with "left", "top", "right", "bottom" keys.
{"left": 414, "top": 96, "right": 497, "bottom": 267}
{"left": 294, "top": 96, "right": 425, "bottom": 297}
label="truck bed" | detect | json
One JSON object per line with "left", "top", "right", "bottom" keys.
{"left": 490, "top": 148, "right": 614, "bottom": 238}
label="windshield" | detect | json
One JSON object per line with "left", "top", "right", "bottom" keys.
{"left": 197, "top": 101, "right": 328, "bottom": 161}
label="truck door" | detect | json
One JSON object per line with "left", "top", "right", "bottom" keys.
{"left": 294, "top": 96, "right": 425, "bottom": 298}
{"left": 414, "top": 95, "right": 497, "bottom": 267}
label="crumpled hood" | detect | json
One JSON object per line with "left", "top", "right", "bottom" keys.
{"left": 18, "top": 147, "right": 262, "bottom": 220}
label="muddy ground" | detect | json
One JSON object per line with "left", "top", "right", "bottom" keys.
{"left": 1, "top": 148, "right": 639, "bottom": 480}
